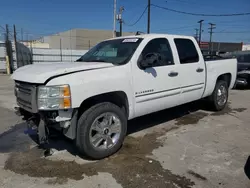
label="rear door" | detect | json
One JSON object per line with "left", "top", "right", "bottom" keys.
{"left": 173, "top": 38, "right": 206, "bottom": 104}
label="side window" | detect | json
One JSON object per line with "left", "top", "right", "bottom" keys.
{"left": 141, "top": 38, "right": 174, "bottom": 67}
{"left": 174, "top": 39, "right": 199, "bottom": 64}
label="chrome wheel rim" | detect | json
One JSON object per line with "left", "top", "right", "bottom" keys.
{"left": 217, "top": 85, "right": 227, "bottom": 106}
{"left": 89, "top": 112, "right": 122, "bottom": 150}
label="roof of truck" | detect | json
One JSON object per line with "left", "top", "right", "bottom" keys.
{"left": 106, "top": 33, "right": 195, "bottom": 41}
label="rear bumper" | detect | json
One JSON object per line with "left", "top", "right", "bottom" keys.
{"left": 236, "top": 78, "right": 248, "bottom": 86}
{"left": 235, "top": 72, "right": 250, "bottom": 87}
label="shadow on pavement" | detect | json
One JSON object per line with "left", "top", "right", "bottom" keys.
{"left": 127, "top": 100, "right": 207, "bottom": 135}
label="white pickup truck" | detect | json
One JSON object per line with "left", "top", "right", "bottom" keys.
{"left": 12, "top": 34, "right": 237, "bottom": 159}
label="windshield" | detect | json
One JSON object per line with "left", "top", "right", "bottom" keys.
{"left": 77, "top": 38, "right": 143, "bottom": 65}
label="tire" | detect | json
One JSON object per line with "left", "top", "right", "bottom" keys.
{"left": 76, "top": 102, "right": 127, "bottom": 159}
{"left": 209, "top": 80, "right": 229, "bottom": 111}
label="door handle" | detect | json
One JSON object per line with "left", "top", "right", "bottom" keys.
{"left": 196, "top": 68, "right": 204, "bottom": 73}
{"left": 168, "top": 71, "right": 178, "bottom": 77}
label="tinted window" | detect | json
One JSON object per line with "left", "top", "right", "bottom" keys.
{"left": 141, "top": 38, "right": 174, "bottom": 67}
{"left": 174, "top": 39, "right": 199, "bottom": 64}
{"left": 237, "top": 54, "right": 250, "bottom": 63}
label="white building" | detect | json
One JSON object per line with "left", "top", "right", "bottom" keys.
{"left": 242, "top": 44, "right": 250, "bottom": 51}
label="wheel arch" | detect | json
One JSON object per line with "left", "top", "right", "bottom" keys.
{"left": 77, "top": 91, "right": 129, "bottom": 120}
{"left": 216, "top": 73, "right": 232, "bottom": 88}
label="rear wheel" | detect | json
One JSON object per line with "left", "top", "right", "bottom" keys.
{"left": 76, "top": 102, "right": 127, "bottom": 159}
{"left": 209, "top": 80, "right": 229, "bottom": 111}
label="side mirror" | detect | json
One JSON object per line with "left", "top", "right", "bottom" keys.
{"left": 139, "top": 53, "right": 160, "bottom": 69}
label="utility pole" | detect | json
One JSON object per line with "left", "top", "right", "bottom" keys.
{"left": 194, "top": 28, "right": 199, "bottom": 41}
{"left": 59, "top": 38, "right": 62, "bottom": 62}
{"left": 21, "top": 28, "right": 23, "bottom": 41}
{"left": 198, "top": 20, "right": 204, "bottom": 47}
{"left": 113, "top": 0, "right": 117, "bottom": 37}
{"left": 5, "top": 24, "right": 13, "bottom": 73}
{"left": 117, "top": 6, "right": 124, "bottom": 37}
{"left": 5, "top": 24, "right": 9, "bottom": 44}
{"left": 13, "top": 25, "right": 19, "bottom": 68}
{"left": 208, "top": 23, "right": 216, "bottom": 55}
{"left": 147, "top": 0, "right": 151, "bottom": 34}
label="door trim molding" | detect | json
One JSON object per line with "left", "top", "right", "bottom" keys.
{"left": 135, "top": 87, "right": 180, "bottom": 97}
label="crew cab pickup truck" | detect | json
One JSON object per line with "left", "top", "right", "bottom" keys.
{"left": 12, "top": 34, "right": 237, "bottom": 159}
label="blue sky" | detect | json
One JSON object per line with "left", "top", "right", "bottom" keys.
{"left": 0, "top": 0, "right": 249, "bottom": 43}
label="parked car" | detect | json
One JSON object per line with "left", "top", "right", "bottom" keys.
{"left": 235, "top": 53, "right": 250, "bottom": 87}
{"left": 12, "top": 34, "right": 237, "bottom": 159}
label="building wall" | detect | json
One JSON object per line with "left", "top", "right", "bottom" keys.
{"left": 43, "top": 29, "right": 135, "bottom": 50}
{"left": 75, "top": 29, "right": 134, "bottom": 50}
{"left": 21, "top": 41, "right": 50, "bottom": 49}
{"left": 43, "top": 29, "right": 77, "bottom": 50}
{"left": 201, "top": 42, "right": 242, "bottom": 53}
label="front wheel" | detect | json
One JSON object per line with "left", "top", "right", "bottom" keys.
{"left": 209, "top": 80, "right": 229, "bottom": 111}
{"left": 76, "top": 102, "right": 127, "bottom": 159}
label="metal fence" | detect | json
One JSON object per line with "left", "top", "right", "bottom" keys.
{"left": 0, "top": 42, "right": 6, "bottom": 72}
{"left": 32, "top": 48, "right": 87, "bottom": 63}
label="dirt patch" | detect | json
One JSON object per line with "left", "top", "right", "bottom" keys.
{"left": 175, "top": 112, "right": 208, "bottom": 125}
{"left": 187, "top": 170, "right": 207, "bottom": 181}
{"left": 233, "top": 108, "right": 247, "bottom": 113}
{"left": 47, "top": 177, "right": 68, "bottom": 185}
{"left": 211, "top": 106, "right": 247, "bottom": 116}
{"left": 5, "top": 132, "right": 195, "bottom": 188}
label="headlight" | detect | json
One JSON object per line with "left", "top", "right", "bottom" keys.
{"left": 37, "top": 85, "right": 71, "bottom": 110}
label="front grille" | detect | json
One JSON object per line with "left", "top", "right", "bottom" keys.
{"left": 15, "top": 81, "right": 38, "bottom": 113}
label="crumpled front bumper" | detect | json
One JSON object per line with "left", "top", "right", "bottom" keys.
{"left": 14, "top": 106, "right": 77, "bottom": 143}
{"left": 14, "top": 106, "right": 48, "bottom": 145}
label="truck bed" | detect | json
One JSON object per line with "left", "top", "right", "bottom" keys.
{"left": 203, "top": 58, "right": 237, "bottom": 98}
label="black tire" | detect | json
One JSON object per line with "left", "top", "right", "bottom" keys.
{"left": 209, "top": 80, "right": 229, "bottom": 111}
{"left": 76, "top": 102, "right": 127, "bottom": 160}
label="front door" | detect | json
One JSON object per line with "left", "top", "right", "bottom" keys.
{"left": 132, "top": 37, "right": 182, "bottom": 118}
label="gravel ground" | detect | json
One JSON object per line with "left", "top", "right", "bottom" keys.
{"left": 0, "top": 75, "right": 250, "bottom": 188}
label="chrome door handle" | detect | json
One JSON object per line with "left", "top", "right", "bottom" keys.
{"left": 168, "top": 71, "right": 178, "bottom": 77}
{"left": 196, "top": 68, "right": 204, "bottom": 73}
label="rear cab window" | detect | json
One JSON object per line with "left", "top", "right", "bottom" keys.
{"left": 174, "top": 38, "right": 199, "bottom": 64}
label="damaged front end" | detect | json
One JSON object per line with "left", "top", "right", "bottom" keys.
{"left": 14, "top": 81, "right": 77, "bottom": 156}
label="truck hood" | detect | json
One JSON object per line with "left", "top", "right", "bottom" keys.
{"left": 11, "top": 62, "right": 114, "bottom": 84}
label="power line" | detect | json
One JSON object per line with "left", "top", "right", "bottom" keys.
{"left": 151, "top": 4, "right": 250, "bottom": 16}
{"left": 124, "top": 5, "right": 148, "bottom": 26}
{"left": 166, "top": 0, "right": 217, "bottom": 9}
{"left": 214, "top": 31, "right": 250, "bottom": 33}
{"left": 153, "top": 24, "right": 197, "bottom": 32}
